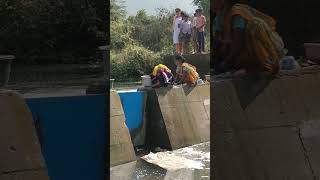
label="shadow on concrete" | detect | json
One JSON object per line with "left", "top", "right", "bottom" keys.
{"left": 144, "top": 89, "right": 172, "bottom": 151}
{"left": 232, "top": 75, "right": 275, "bottom": 110}
{"left": 182, "top": 85, "right": 196, "bottom": 96}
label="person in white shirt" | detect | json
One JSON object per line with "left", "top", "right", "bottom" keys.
{"left": 172, "top": 8, "right": 183, "bottom": 54}
{"left": 180, "top": 12, "right": 192, "bottom": 54}
{"left": 191, "top": 13, "right": 198, "bottom": 54}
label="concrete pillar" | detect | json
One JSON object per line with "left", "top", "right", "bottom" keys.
{"left": 0, "top": 90, "right": 49, "bottom": 179}
{"left": 110, "top": 90, "right": 136, "bottom": 167}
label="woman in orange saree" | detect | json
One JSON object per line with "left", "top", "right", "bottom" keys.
{"left": 213, "top": 0, "right": 287, "bottom": 75}
{"left": 174, "top": 55, "right": 200, "bottom": 85}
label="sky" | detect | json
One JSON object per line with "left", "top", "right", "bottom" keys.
{"left": 123, "top": 0, "right": 198, "bottom": 16}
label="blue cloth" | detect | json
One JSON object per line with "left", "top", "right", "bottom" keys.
{"left": 214, "top": 10, "right": 247, "bottom": 32}
{"left": 232, "top": 16, "right": 246, "bottom": 29}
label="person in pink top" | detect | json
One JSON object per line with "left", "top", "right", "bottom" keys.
{"left": 196, "top": 9, "right": 206, "bottom": 53}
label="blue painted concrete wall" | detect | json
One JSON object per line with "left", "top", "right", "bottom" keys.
{"left": 118, "top": 91, "right": 145, "bottom": 131}
{"left": 26, "top": 95, "right": 106, "bottom": 180}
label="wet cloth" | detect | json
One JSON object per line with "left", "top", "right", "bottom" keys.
{"left": 151, "top": 71, "right": 174, "bottom": 88}
{"left": 216, "top": 4, "right": 287, "bottom": 73}
{"left": 152, "top": 65, "right": 174, "bottom": 88}
{"left": 176, "top": 62, "right": 200, "bottom": 85}
{"left": 173, "top": 16, "right": 183, "bottom": 44}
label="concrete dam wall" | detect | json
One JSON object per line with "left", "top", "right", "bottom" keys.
{"left": 110, "top": 84, "right": 210, "bottom": 166}
{"left": 147, "top": 84, "right": 210, "bottom": 150}
{"left": 213, "top": 71, "right": 320, "bottom": 180}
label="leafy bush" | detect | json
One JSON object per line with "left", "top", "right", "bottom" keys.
{"left": 0, "top": 0, "right": 106, "bottom": 64}
{"left": 110, "top": 0, "right": 210, "bottom": 81}
{"left": 111, "top": 45, "right": 162, "bottom": 81}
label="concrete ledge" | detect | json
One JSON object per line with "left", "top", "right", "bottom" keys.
{"left": 0, "top": 90, "right": 49, "bottom": 179}
{"left": 110, "top": 91, "right": 136, "bottom": 167}
{"left": 213, "top": 72, "right": 320, "bottom": 179}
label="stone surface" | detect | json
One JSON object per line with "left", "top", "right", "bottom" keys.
{"left": 212, "top": 81, "right": 246, "bottom": 131}
{"left": 154, "top": 84, "right": 210, "bottom": 150}
{"left": 213, "top": 72, "right": 320, "bottom": 180}
{"left": 110, "top": 161, "right": 137, "bottom": 180}
{"left": 239, "top": 127, "right": 313, "bottom": 180}
{"left": 300, "top": 120, "right": 320, "bottom": 179}
{"left": 0, "top": 90, "right": 48, "bottom": 179}
{"left": 214, "top": 129, "right": 249, "bottom": 180}
{"left": 0, "top": 169, "right": 48, "bottom": 180}
{"left": 110, "top": 91, "right": 136, "bottom": 167}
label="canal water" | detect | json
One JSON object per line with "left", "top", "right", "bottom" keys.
{"left": 110, "top": 142, "right": 210, "bottom": 180}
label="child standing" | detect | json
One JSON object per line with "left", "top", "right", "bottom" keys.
{"left": 172, "top": 8, "right": 183, "bottom": 54}
{"left": 180, "top": 12, "right": 192, "bottom": 54}
{"left": 196, "top": 9, "right": 206, "bottom": 53}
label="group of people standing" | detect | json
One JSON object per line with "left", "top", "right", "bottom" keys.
{"left": 173, "top": 8, "right": 206, "bottom": 55}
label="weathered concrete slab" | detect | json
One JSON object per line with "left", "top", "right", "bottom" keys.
{"left": 0, "top": 90, "right": 48, "bottom": 179}
{"left": 212, "top": 80, "right": 246, "bottom": 131}
{"left": 0, "top": 169, "right": 48, "bottom": 180}
{"left": 213, "top": 72, "right": 320, "bottom": 179}
{"left": 240, "top": 127, "right": 313, "bottom": 180}
{"left": 214, "top": 129, "right": 250, "bottom": 180}
{"left": 110, "top": 91, "right": 136, "bottom": 167}
{"left": 110, "top": 160, "right": 137, "bottom": 180}
{"left": 154, "top": 84, "right": 210, "bottom": 150}
{"left": 298, "top": 74, "right": 320, "bottom": 120}
{"left": 300, "top": 120, "right": 320, "bottom": 179}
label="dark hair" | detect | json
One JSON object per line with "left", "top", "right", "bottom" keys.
{"left": 175, "top": 8, "right": 181, "bottom": 12}
{"left": 181, "top": 12, "right": 189, "bottom": 17}
{"left": 228, "top": 0, "right": 240, "bottom": 5}
{"left": 197, "top": 8, "right": 203, "bottom": 12}
{"left": 194, "top": 13, "right": 197, "bottom": 16}
{"left": 175, "top": 55, "right": 185, "bottom": 63}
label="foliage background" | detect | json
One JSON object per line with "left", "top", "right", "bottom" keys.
{"left": 111, "top": 0, "right": 210, "bottom": 81}
{"left": 0, "top": 0, "right": 210, "bottom": 79}
{"left": 0, "top": 0, "right": 106, "bottom": 64}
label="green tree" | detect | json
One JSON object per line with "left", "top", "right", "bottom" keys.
{"left": 193, "top": 0, "right": 210, "bottom": 18}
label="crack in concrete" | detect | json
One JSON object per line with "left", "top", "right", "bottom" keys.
{"left": 298, "top": 127, "right": 317, "bottom": 180}
{"left": 2, "top": 167, "right": 46, "bottom": 174}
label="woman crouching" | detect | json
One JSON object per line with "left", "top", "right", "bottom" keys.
{"left": 175, "top": 55, "right": 202, "bottom": 86}
{"left": 151, "top": 64, "right": 174, "bottom": 88}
